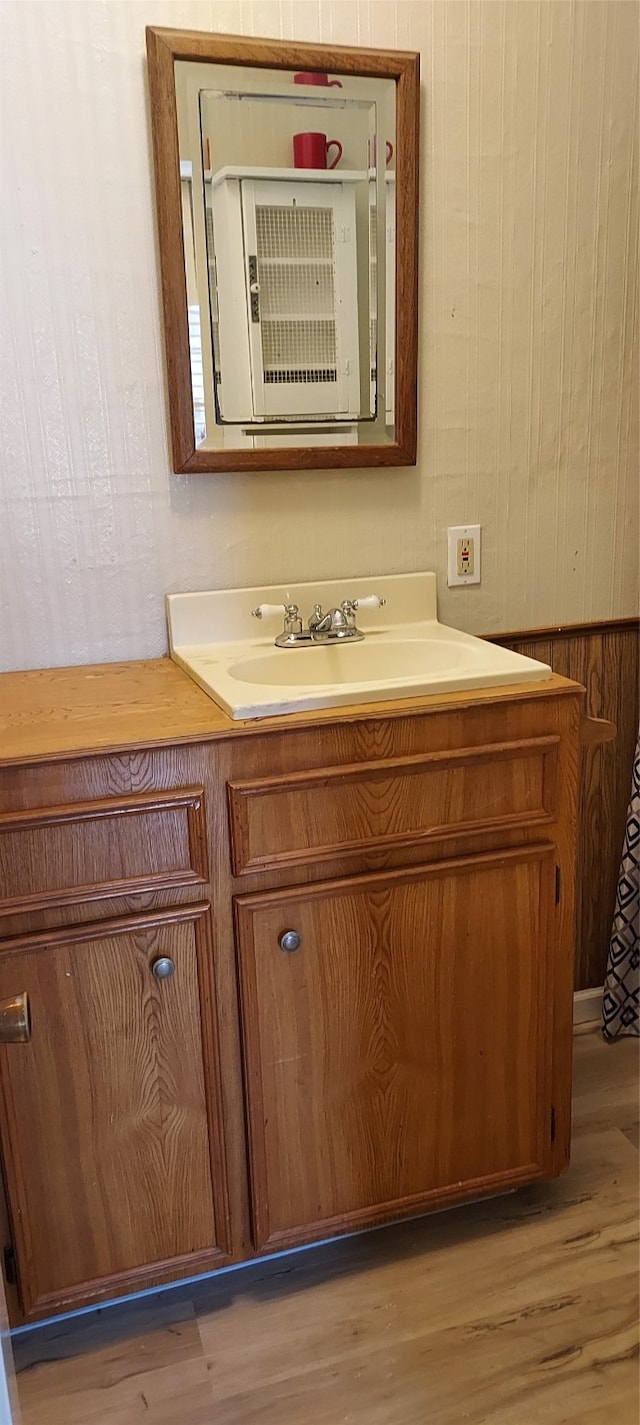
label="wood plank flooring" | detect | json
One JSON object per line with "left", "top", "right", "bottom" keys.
{"left": 13, "top": 1028, "right": 639, "bottom": 1425}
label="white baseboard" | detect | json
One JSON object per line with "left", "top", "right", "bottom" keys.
{"left": 573, "top": 986, "right": 603, "bottom": 1029}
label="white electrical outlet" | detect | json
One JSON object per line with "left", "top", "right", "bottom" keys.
{"left": 447, "top": 525, "right": 481, "bottom": 586}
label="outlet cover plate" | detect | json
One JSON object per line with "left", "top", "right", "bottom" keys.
{"left": 447, "top": 524, "right": 481, "bottom": 586}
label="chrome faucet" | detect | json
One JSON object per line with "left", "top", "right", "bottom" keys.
{"left": 252, "top": 595, "right": 386, "bottom": 648}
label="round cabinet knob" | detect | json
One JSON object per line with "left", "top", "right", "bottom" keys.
{"left": 278, "top": 930, "right": 301, "bottom": 953}
{"left": 151, "top": 956, "right": 175, "bottom": 981}
{"left": 0, "top": 992, "right": 31, "bottom": 1044}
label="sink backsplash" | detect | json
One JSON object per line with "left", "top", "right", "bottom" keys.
{"left": 166, "top": 573, "right": 439, "bottom": 651}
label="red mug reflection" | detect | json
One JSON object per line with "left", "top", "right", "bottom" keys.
{"left": 293, "top": 132, "right": 343, "bottom": 170}
{"left": 293, "top": 71, "right": 343, "bottom": 87}
{"left": 368, "top": 137, "right": 394, "bottom": 167}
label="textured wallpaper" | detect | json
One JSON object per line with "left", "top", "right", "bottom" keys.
{"left": 0, "top": 0, "right": 638, "bottom": 671}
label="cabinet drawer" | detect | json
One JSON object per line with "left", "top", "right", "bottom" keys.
{"left": 228, "top": 736, "right": 560, "bottom": 874}
{"left": 0, "top": 790, "right": 208, "bottom": 914}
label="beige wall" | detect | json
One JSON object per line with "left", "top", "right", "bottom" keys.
{"left": 0, "top": 0, "right": 637, "bottom": 671}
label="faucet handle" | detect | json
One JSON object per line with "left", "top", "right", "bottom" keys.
{"left": 346, "top": 594, "right": 387, "bottom": 611}
{"left": 339, "top": 595, "right": 386, "bottom": 631}
{"left": 252, "top": 602, "right": 297, "bottom": 620}
{"left": 252, "top": 602, "right": 302, "bottom": 637}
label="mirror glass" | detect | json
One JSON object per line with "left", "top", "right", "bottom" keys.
{"left": 175, "top": 61, "right": 397, "bottom": 453}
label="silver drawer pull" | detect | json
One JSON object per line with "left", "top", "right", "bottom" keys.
{"left": 151, "top": 957, "right": 175, "bottom": 981}
{"left": 278, "top": 931, "right": 301, "bottom": 953}
{"left": 0, "top": 993, "right": 31, "bottom": 1043}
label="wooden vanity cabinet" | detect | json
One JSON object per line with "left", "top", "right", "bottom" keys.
{"left": 0, "top": 664, "right": 585, "bottom": 1321}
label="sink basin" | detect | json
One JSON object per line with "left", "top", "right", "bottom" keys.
{"left": 229, "top": 636, "right": 482, "bottom": 688}
{"left": 166, "top": 573, "right": 552, "bottom": 720}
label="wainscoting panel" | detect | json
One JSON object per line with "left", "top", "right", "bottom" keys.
{"left": 491, "top": 619, "right": 639, "bottom": 990}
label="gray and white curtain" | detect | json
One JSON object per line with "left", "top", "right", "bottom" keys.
{"left": 602, "top": 732, "right": 639, "bottom": 1039}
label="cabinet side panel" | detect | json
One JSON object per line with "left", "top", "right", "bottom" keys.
{"left": 548, "top": 696, "right": 582, "bottom": 1173}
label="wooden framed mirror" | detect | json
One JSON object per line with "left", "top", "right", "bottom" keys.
{"left": 146, "top": 28, "right": 419, "bottom": 473}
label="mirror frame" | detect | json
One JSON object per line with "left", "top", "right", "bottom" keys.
{"left": 146, "top": 27, "right": 419, "bottom": 474}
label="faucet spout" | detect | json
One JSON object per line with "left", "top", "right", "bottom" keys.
{"left": 308, "top": 603, "right": 352, "bottom": 636}
{"left": 309, "top": 603, "right": 361, "bottom": 641}
{"left": 308, "top": 603, "right": 333, "bottom": 635}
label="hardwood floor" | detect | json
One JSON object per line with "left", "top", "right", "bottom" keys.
{"left": 13, "top": 1027, "right": 639, "bottom": 1425}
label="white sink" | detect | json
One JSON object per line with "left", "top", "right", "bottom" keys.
{"left": 166, "top": 574, "right": 552, "bottom": 720}
{"left": 229, "top": 635, "right": 485, "bottom": 689}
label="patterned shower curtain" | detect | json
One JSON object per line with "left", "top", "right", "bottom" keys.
{"left": 602, "top": 732, "right": 640, "bottom": 1039}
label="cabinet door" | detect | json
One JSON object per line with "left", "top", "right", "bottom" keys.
{"left": 236, "top": 846, "right": 558, "bottom": 1250}
{"left": 0, "top": 905, "right": 230, "bottom": 1318}
{"left": 239, "top": 179, "right": 361, "bottom": 419}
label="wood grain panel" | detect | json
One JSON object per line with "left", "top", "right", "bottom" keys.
{"left": 235, "top": 845, "right": 557, "bottom": 1250}
{"left": 228, "top": 737, "right": 560, "bottom": 873}
{"left": 0, "top": 789, "right": 208, "bottom": 915}
{"left": 491, "top": 620, "right": 639, "bottom": 989}
{"left": 0, "top": 904, "right": 231, "bottom": 1318}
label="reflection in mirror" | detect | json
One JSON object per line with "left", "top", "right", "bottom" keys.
{"left": 176, "top": 64, "right": 396, "bottom": 452}
{"left": 146, "top": 29, "right": 419, "bottom": 472}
